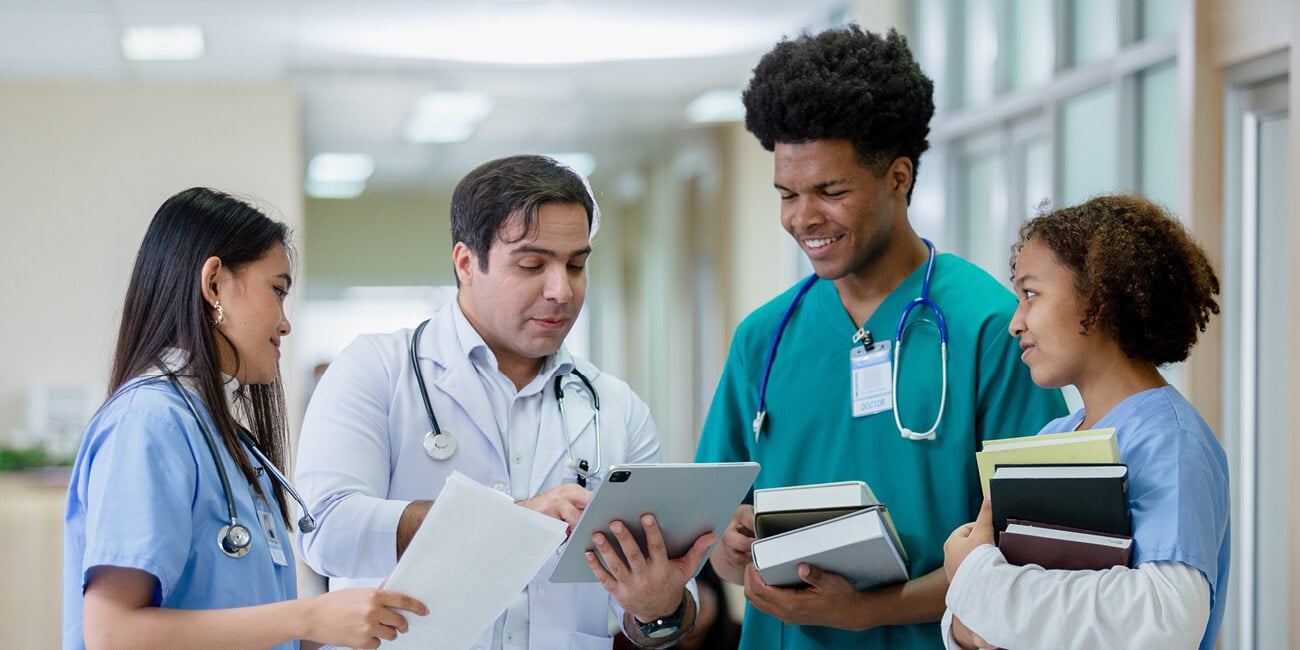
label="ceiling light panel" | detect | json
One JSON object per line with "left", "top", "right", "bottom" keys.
{"left": 121, "top": 25, "right": 205, "bottom": 61}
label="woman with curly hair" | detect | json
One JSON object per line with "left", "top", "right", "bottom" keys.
{"left": 942, "top": 194, "right": 1229, "bottom": 650}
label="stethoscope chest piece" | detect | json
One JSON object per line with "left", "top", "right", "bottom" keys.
{"left": 424, "top": 430, "right": 457, "bottom": 461}
{"left": 219, "top": 523, "right": 252, "bottom": 558}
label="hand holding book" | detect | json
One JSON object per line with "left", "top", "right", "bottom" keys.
{"left": 943, "top": 495, "right": 994, "bottom": 583}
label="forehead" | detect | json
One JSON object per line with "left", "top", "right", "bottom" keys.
{"left": 773, "top": 140, "right": 868, "bottom": 182}
{"left": 248, "top": 242, "right": 291, "bottom": 272}
{"left": 493, "top": 202, "right": 590, "bottom": 252}
{"left": 1015, "top": 238, "right": 1068, "bottom": 279}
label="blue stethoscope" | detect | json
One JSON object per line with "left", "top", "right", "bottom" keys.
{"left": 161, "top": 367, "right": 316, "bottom": 559}
{"left": 409, "top": 318, "right": 603, "bottom": 487}
{"left": 753, "top": 238, "right": 949, "bottom": 442}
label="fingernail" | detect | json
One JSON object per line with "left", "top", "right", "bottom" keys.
{"left": 610, "top": 522, "right": 624, "bottom": 533}
{"left": 642, "top": 515, "right": 654, "bottom": 527}
{"left": 593, "top": 535, "right": 606, "bottom": 546}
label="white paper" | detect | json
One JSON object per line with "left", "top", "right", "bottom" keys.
{"left": 380, "top": 471, "right": 568, "bottom": 649}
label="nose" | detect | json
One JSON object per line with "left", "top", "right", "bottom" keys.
{"left": 783, "top": 195, "right": 823, "bottom": 232}
{"left": 1008, "top": 301, "right": 1025, "bottom": 338}
{"left": 542, "top": 265, "right": 574, "bottom": 304}
{"left": 279, "top": 310, "right": 293, "bottom": 337}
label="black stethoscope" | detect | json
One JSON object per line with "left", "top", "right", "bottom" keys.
{"left": 161, "top": 367, "right": 316, "bottom": 559}
{"left": 409, "top": 319, "right": 604, "bottom": 487}
{"left": 752, "top": 238, "right": 950, "bottom": 442}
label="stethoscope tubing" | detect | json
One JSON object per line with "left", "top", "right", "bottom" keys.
{"left": 409, "top": 318, "right": 602, "bottom": 483}
{"left": 161, "top": 367, "right": 316, "bottom": 558}
{"left": 753, "top": 238, "right": 949, "bottom": 441}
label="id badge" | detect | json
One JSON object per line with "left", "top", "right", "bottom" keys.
{"left": 251, "top": 484, "right": 289, "bottom": 567}
{"left": 850, "top": 340, "right": 893, "bottom": 418}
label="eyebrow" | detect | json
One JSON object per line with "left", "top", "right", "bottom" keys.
{"left": 277, "top": 273, "right": 293, "bottom": 290}
{"left": 773, "top": 178, "right": 849, "bottom": 193}
{"left": 1012, "top": 274, "right": 1037, "bottom": 288}
{"left": 509, "top": 245, "right": 593, "bottom": 259}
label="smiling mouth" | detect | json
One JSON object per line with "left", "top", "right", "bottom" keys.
{"left": 803, "top": 234, "right": 844, "bottom": 250}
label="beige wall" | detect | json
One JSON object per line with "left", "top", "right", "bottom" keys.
{"left": 0, "top": 82, "right": 301, "bottom": 647}
{"left": 304, "top": 191, "right": 454, "bottom": 295}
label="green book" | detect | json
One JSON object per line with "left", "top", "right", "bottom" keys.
{"left": 976, "top": 427, "right": 1120, "bottom": 494}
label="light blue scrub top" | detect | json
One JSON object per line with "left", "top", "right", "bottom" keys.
{"left": 1039, "top": 386, "right": 1230, "bottom": 650}
{"left": 63, "top": 378, "right": 297, "bottom": 650}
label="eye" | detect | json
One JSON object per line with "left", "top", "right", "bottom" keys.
{"left": 1023, "top": 289, "right": 1038, "bottom": 300}
{"left": 274, "top": 286, "right": 289, "bottom": 299}
{"left": 823, "top": 189, "right": 848, "bottom": 198}
{"left": 518, "top": 264, "right": 542, "bottom": 272}
{"left": 778, "top": 192, "right": 796, "bottom": 201}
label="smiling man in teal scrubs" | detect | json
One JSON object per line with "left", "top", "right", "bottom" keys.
{"left": 694, "top": 24, "right": 1068, "bottom": 649}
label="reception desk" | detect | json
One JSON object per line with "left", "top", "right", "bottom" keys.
{"left": 0, "top": 470, "right": 68, "bottom": 648}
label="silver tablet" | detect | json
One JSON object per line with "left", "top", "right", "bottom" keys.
{"left": 548, "top": 461, "right": 761, "bottom": 583}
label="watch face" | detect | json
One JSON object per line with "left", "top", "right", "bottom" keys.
{"left": 645, "top": 625, "right": 680, "bottom": 639}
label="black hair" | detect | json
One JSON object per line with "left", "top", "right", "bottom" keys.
{"left": 450, "top": 154, "right": 595, "bottom": 274}
{"left": 1011, "top": 194, "right": 1221, "bottom": 365}
{"left": 109, "top": 187, "right": 293, "bottom": 525}
{"left": 742, "top": 24, "right": 935, "bottom": 202}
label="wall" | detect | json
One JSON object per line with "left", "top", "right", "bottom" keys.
{"left": 0, "top": 82, "right": 301, "bottom": 648}
{"left": 304, "top": 191, "right": 454, "bottom": 297}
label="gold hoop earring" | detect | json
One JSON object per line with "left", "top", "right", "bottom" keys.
{"left": 213, "top": 301, "right": 224, "bottom": 325}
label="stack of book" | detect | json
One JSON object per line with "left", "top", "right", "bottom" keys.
{"left": 749, "top": 481, "right": 909, "bottom": 589}
{"left": 977, "top": 428, "right": 1133, "bottom": 571}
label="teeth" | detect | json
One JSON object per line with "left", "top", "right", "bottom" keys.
{"left": 804, "top": 235, "right": 841, "bottom": 248}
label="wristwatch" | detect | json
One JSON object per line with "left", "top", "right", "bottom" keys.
{"left": 635, "top": 602, "right": 686, "bottom": 639}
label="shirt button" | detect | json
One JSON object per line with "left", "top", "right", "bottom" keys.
{"left": 513, "top": 455, "right": 522, "bottom": 464}
{"left": 494, "top": 482, "right": 507, "bottom": 492}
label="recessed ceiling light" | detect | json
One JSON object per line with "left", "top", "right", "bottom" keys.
{"left": 687, "top": 89, "right": 745, "bottom": 123}
{"left": 121, "top": 25, "right": 205, "bottom": 61}
{"left": 305, "top": 180, "right": 367, "bottom": 200}
{"left": 405, "top": 91, "right": 495, "bottom": 144}
{"left": 308, "top": 153, "right": 375, "bottom": 183}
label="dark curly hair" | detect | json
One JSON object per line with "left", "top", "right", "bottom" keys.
{"left": 1011, "top": 195, "right": 1220, "bottom": 365}
{"left": 742, "top": 24, "right": 935, "bottom": 202}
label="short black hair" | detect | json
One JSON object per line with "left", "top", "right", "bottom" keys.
{"left": 742, "top": 24, "right": 935, "bottom": 202}
{"left": 1012, "top": 195, "right": 1221, "bottom": 365}
{"left": 450, "top": 154, "right": 595, "bottom": 271}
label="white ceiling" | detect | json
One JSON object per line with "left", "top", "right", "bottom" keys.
{"left": 0, "top": 0, "right": 850, "bottom": 193}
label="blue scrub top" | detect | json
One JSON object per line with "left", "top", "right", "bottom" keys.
{"left": 63, "top": 378, "right": 297, "bottom": 650}
{"left": 1040, "top": 386, "right": 1230, "bottom": 650}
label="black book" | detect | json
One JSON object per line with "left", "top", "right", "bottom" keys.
{"left": 989, "top": 464, "right": 1130, "bottom": 537}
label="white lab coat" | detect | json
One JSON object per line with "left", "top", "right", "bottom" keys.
{"left": 294, "top": 301, "right": 670, "bottom": 649}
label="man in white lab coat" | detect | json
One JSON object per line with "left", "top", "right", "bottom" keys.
{"left": 294, "top": 155, "right": 706, "bottom": 649}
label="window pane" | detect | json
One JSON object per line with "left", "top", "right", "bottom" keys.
{"left": 1008, "top": 0, "right": 1054, "bottom": 91}
{"left": 912, "top": 0, "right": 952, "bottom": 113}
{"left": 1139, "top": 61, "right": 1178, "bottom": 212}
{"left": 1140, "top": 0, "right": 1179, "bottom": 39}
{"left": 1069, "top": 0, "right": 1119, "bottom": 66}
{"left": 1060, "top": 85, "right": 1118, "bottom": 205}
{"left": 961, "top": 0, "right": 999, "bottom": 107}
{"left": 1019, "top": 137, "right": 1052, "bottom": 219}
{"left": 961, "top": 151, "right": 1008, "bottom": 280}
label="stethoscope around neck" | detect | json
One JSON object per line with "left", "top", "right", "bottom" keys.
{"left": 752, "top": 238, "right": 949, "bottom": 443}
{"left": 409, "top": 319, "right": 603, "bottom": 487}
{"left": 161, "top": 366, "right": 316, "bottom": 559}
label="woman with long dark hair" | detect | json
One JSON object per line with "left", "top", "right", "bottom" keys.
{"left": 63, "top": 187, "right": 426, "bottom": 649}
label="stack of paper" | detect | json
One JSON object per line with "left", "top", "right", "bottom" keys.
{"left": 381, "top": 471, "right": 568, "bottom": 649}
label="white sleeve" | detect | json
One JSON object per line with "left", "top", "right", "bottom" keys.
{"left": 294, "top": 335, "right": 410, "bottom": 579}
{"left": 945, "top": 544, "right": 1210, "bottom": 650}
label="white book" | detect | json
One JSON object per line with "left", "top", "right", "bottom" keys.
{"left": 753, "top": 480, "right": 879, "bottom": 514}
{"left": 751, "top": 506, "right": 908, "bottom": 590}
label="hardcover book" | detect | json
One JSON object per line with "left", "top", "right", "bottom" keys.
{"left": 976, "top": 427, "right": 1120, "bottom": 493}
{"left": 989, "top": 464, "right": 1130, "bottom": 537}
{"left": 751, "top": 505, "right": 908, "bottom": 590}
{"left": 998, "top": 519, "right": 1133, "bottom": 570}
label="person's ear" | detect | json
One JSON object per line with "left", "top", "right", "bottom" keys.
{"left": 452, "top": 242, "right": 478, "bottom": 286}
{"left": 887, "top": 156, "right": 914, "bottom": 198}
{"left": 199, "top": 256, "right": 223, "bottom": 305}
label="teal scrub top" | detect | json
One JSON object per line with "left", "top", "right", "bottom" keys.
{"left": 696, "top": 254, "right": 1067, "bottom": 650}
